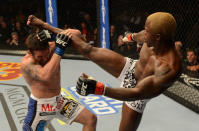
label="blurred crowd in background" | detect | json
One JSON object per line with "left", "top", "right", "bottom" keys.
{"left": 0, "top": 0, "right": 198, "bottom": 78}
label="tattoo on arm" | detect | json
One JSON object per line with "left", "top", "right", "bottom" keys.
{"left": 22, "top": 63, "right": 41, "bottom": 80}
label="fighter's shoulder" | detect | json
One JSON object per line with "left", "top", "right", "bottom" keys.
{"left": 21, "top": 54, "right": 34, "bottom": 69}
{"left": 156, "top": 60, "right": 180, "bottom": 78}
{"left": 161, "top": 51, "right": 182, "bottom": 76}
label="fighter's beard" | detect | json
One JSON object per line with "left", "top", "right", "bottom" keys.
{"left": 39, "top": 61, "right": 47, "bottom": 66}
{"left": 37, "top": 58, "right": 50, "bottom": 66}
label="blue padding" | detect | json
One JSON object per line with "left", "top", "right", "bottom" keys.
{"left": 23, "top": 97, "right": 37, "bottom": 131}
{"left": 51, "top": 34, "right": 56, "bottom": 41}
{"left": 24, "top": 98, "right": 37, "bottom": 124}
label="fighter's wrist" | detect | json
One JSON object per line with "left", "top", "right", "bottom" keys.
{"left": 130, "top": 33, "right": 134, "bottom": 41}
{"left": 54, "top": 47, "right": 65, "bottom": 56}
{"left": 51, "top": 33, "right": 56, "bottom": 41}
{"left": 94, "top": 82, "right": 105, "bottom": 95}
{"left": 102, "top": 86, "right": 106, "bottom": 95}
{"left": 131, "top": 33, "right": 137, "bottom": 41}
{"left": 123, "top": 32, "right": 136, "bottom": 43}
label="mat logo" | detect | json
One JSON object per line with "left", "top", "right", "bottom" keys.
{"left": 0, "top": 62, "right": 22, "bottom": 81}
{"left": 0, "top": 84, "right": 55, "bottom": 130}
{"left": 67, "top": 86, "right": 122, "bottom": 116}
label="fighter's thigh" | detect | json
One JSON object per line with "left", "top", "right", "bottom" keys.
{"left": 23, "top": 112, "right": 53, "bottom": 131}
{"left": 119, "top": 103, "right": 143, "bottom": 131}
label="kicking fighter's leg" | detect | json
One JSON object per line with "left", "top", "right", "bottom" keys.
{"left": 73, "top": 108, "right": 97, "bottom": 131}
{"left": 119, "top": 103, "right": 143, "bottom": 131}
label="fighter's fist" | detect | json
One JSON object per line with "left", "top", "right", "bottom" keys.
{"left": 37, "top": 30, "right": 52, "bottom": 42}
{"left": 76, "top": 73, "right": 105, "bottom": 96}
{"left": 54, "top": 34, "right": 71, "bottom": 56}
{"left": 27, "top": 15, "right": 45, "bottom": 27}
{"left": 122, "top": 32, "right": 135, "bottom": 43}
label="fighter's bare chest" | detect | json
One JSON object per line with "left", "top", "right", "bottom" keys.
{"left": 135, "top": 56, "right": 157, "bottom": 79}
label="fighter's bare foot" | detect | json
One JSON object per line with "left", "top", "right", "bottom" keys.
{"left": 27, "top": 15, "right": 45, "bottom": 27}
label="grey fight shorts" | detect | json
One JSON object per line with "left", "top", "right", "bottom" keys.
{"left": 23, "top": 92, "right": 84, "bottom": 131}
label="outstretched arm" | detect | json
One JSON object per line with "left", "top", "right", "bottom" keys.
{"left": 122, "top": 30, "right": 146, "bottom": 44}
{"left": 27, "top": 15, "right": 63, "bottom": 34}
{"left": 133, "top": 30, "right": 146, "bottom": 44}
{"left": 77, "top": 64, "right": 180, "bottom": 100}
{"left": 106, "top": 63, "right": 181, "bottom": 100}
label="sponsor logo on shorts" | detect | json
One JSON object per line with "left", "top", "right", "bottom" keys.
{"left": 56, "top": 97, "right": 64, "bottom": 110}
{"left": 41, "top": 104, "right": 56, "bottom": 112}
{"left": 60, "top": 99, "right": 78, "bottom": 118}
{"left": 67, "top": 86, "right": 122, "bottom": 116}
{"left": 0, "top": 62, "right": 22, "bottom": 81}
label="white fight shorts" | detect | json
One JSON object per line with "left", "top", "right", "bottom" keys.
{"left": 23, "top": 93, "right": 84, "bottom": 131}
{"left": 117, "top": 57, "right": 149, "bottom": 113}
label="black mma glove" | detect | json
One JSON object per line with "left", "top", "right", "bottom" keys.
{"left": 76, "top": 75, "right": 105, "bottom": 96}
{"left": 37, "top": 30, "right": 52, "bottom": 43}
{"left": 54, "top": 34, "right": 71, "bottom": 56}
{"left": 122, "top": 31, "right": 135, "bottom": 43}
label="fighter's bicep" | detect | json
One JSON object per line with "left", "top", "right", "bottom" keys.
{"left": 134, "top": 76, "right": 158, "bottom": 99}
{"left": 89, "top": 47, "right": 126, "bottom": 77}
{"left": 22, "top": 63, "right": 43, "bottom": 80}
{"left": 153, "top": 68, "right": 177, "bottom": 88}
{"left": 135, "top": 69, "right": 176, "bottom": 99}
{"left": 154, "top": 63, "right": 178, "bottom": 85}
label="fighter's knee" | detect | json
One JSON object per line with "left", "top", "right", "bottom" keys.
{"left": 85, "top": 113, "right": 97, "bottom": 126}
{"left": 67, "top": 29, "right": 81, "bottom": 36}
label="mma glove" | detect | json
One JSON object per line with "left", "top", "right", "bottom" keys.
{"left": 37, "top": 30, "right": 52, "bottom": 43}
{"left": 76, "top": 76, "right": 106, "bottom": 96}
{"left": 54, "top": 34, "right": 71, "bottom": 56}
{"left": 122, "top": 31, "right": 136, "bottom": 43}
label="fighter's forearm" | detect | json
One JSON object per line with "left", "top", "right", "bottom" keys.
{"left": 133, "top": 30, "right": 145, "bottom": 43}
{"left": 104, "top": 86, "right": 140, "bottom": 101}
{"left": 34, "top": 55, "right": 61, "bottom": 81}
{"left": 104, "top": 77, "right": 160, "bottom": 101}
{"left": 42, "top": 22, "right": 63, "bottom": 34}
{"left": 39, "top": 54, "right": 61, "bottom": 81}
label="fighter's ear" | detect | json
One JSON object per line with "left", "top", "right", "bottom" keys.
{"left": 155, "top": 34, "right": 161, "bottom": 41}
